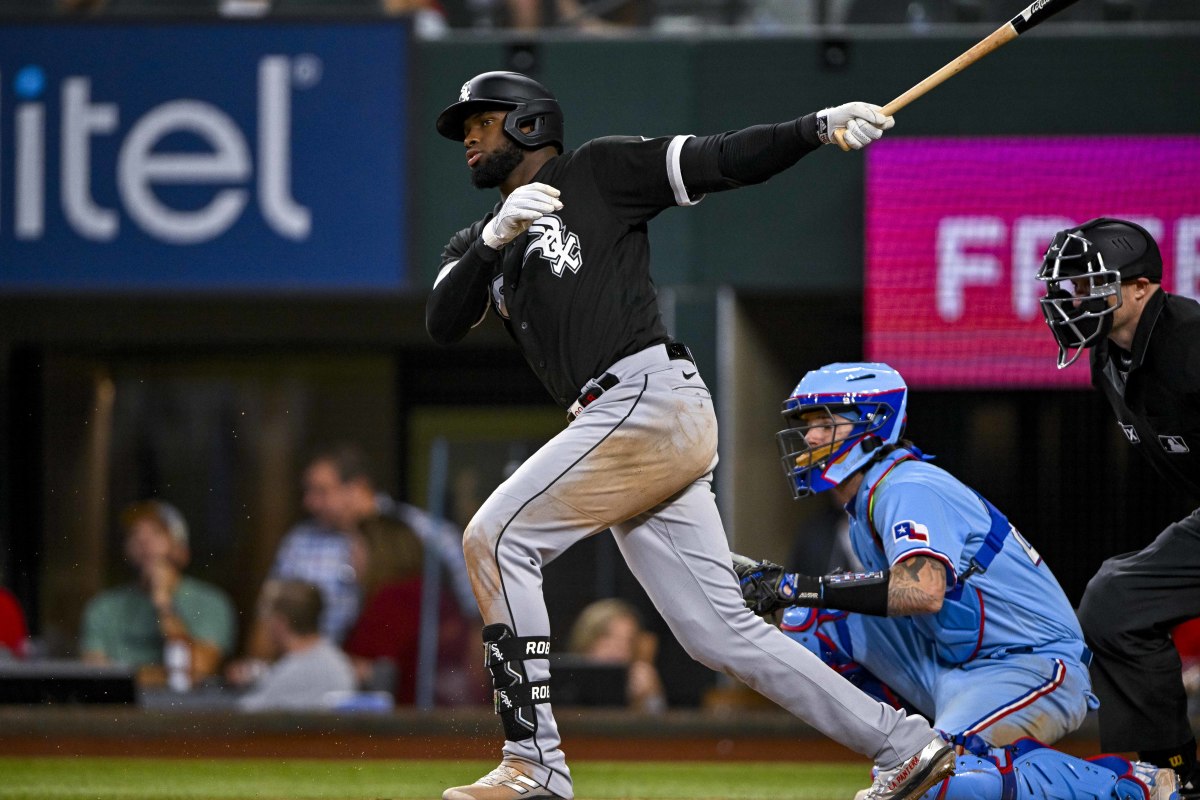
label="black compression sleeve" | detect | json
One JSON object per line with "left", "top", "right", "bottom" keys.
{"left": 426, "top": 237, "right": 500, "bottom": 345}
{"left": 679, "top": 112, "right": 822, "bottom": 194}
{"left": 818, "top": 570, "right": 891, "bottom": 617}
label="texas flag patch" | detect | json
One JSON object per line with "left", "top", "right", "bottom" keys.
{"left": 892, "top": 520, "right": 930, "bottom": 543}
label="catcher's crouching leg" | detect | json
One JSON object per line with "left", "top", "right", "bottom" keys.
{"left": 780, "top": 606, "right": 908, "bottom": 710}
{"left": 914, "top": 739, "right": 1171, "bottom": 800}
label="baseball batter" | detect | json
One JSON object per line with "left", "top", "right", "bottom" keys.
{"left": 425, "top": 70, "right": 953, "bottom": 800}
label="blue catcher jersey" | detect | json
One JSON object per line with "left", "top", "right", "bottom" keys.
{"left": 848, "top": 449, "right": 1086, "bottom": 665}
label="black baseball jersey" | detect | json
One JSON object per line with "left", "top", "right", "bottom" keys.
{"left": 439, "top": 135, "right": 699, "bottom": 407}
{"left": 1090, "top": 289, "right": 1200, "bottom": 504}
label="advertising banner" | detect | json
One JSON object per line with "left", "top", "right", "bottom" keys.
{"left": 865, "top": 137, "right": 1200, "bottom": 388}
{"left": 0, "top": 21, "right": 410, "bottom": 291}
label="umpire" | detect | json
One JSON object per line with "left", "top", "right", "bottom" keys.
{"left": 1038, "top": 217, "right": 1200, "bottom": 796}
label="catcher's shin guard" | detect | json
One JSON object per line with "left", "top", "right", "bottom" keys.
{"left": 483, "top": 623, "right": 552, "bottom": 742}
{"left": 915, "top": 739, "right": 1170, "bottom": 800}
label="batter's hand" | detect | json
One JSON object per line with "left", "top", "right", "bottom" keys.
{"left": 731, "top": 553, "right": 797, "bottom": 616}
{"left": 482, "top": 182, "right": 563, "bottom": 249}
{"left": 816, "top": 102, "right": 894, "bottom": 151}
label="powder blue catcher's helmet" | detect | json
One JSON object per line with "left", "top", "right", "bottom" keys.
{"left": 777, "top": 363, "right": 909, "bottom": 498}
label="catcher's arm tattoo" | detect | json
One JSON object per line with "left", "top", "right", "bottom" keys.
{"left": 887, "top": 555, "right": 946, "bottom": 616}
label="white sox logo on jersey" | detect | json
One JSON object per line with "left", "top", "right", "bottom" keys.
{"left": 490, "top": 275, "right": 510, "bottom": 319}
{"left": 1119, "top": 422, "right": 1140, "bottom": 443}
{"left": 524, "top": 215, "right": 582, "bottom": 277}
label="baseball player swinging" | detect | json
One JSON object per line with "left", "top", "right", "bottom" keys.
{"left": 426, "top": 71, "right": 953, "bottom": 800}
{"left": 732, "top": 362, "right": 1179, "bottom": 800}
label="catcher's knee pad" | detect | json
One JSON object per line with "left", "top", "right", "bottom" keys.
{"left": 780, "top": 607, "right": 901, "bottom": 708}
{"left": 482, "top": 623, "right": 552, "bottom": 742}
{"left": 780, "top": 606, "right": 852, "bottom": 663}
{"left": 920, "top": 739, "right": 1156, "bottom": 800}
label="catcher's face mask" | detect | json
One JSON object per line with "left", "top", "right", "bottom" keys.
{"left": 1037, "top": 229, "right": 1121, "bottom": 369}
{"left": 777, "top": 364, "right": 908, "bottom": 499}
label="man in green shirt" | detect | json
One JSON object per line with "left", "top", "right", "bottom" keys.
{"left": 81, "top": 500, "right": 236, "bottom": 688}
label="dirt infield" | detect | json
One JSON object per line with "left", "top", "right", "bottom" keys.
{"left": 0, "top": 733, "right": 866, "bottom": 761}
{"left": 0, "top": 707, "right": 1105, "bottom": 762}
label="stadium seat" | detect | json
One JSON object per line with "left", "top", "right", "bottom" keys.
{"left": 0, "top": 0, "right": 56, "bottom": 18}
{"left": 975, "top": 0, "right": 1141, "bottom": 22}
{"left": 104, "top": 0, "right": 221, "bottom": 15}
{"left": 271, "top": 0, "right": 384, "bottom": 16}
{"left": 1140, "top": 0, "right": 1200, "bottom": 20}
{"left": 835, "top": 0, "right": 995, "bottom": 26}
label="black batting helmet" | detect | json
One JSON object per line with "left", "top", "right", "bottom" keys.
{"left": 435, "top": 71, "right": 564, "bottom": 153}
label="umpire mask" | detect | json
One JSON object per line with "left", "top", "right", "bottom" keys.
{"left": 1037, "top": 218, "right": 1162, "bottom": 369}
{"left": 1037, "top": 227, "right": 1120, "bottom": 368}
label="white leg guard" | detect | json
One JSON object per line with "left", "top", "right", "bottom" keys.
{"left": 916, "top": 740, "right": 1158, "bottom": 800}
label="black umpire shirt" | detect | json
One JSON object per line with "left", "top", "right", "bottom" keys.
{"left": 1090, "top": 288, "right": 1200, "bottom": 505}
{"left": 434, "top": 135, "right": 699, "bottom": 408}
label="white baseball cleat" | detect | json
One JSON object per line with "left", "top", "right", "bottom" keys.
{"left": 442, "top": 760, "right": 563, "bottom": 800}
{"left": 856, "top": 735, "right": 956, "bottom": 800}
{"left": 1133, "top": 761, "right": 1180, "bottom": 800}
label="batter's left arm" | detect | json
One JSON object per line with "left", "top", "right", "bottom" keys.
{"left": 679, "top": 102, "right": 893, "bottom": 194}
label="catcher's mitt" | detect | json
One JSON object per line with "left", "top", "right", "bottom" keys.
{"left": 731, "top": 553, "right": 797, "bottom": 616}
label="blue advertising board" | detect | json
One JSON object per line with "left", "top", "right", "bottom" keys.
{"left": 0, "top": 21, "right": 409, "bottom": 291}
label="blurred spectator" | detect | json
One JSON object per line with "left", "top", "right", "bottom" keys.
{"left": 58, "top": 0, "right": 108, "bottom": 13}
{"left": 236, "top": 580, "right": 356, "bottom": 711}
{"left": 383, "top": 0, "right": 450, "bottom": 37}
{"left": 342, "top": 515, "right": 485, "bottom": 706}
{"left": 1174, "top": 617, "right": 1200, "bottom": 717}
{"left": 332, "top": 442, "right": 478, "bottom": 618}
{"left": 80, "top": 500, "right": 236, "bottom": 688}
{"left": 494, "top": 0, "right": 644, "bottom": 31}
{"left": 241, "top": 445, "right": 370, "bottom": 665}
{"left": 0, "top": 586, "right": 29, "bottom": 660}
{"left": 566, "top": 598, "right": 666, "bottom": 713}
{"left": 233, "top": 443, "right": 473, "bottom": 679}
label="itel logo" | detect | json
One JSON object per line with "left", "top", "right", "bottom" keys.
{"left": 2, "top": 55, "right": 316, "bottom": 245}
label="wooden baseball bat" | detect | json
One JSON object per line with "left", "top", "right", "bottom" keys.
{"left": 834, "top": 0, "right": 1085, "bottom": 150}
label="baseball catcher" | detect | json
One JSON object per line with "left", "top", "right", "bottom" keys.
{"left": 732, "top": 362, "right": 1177, "bottom": 800}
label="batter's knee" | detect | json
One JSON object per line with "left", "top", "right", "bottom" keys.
{"left": 461, "top": 507, "right": 509, "bottom": 601}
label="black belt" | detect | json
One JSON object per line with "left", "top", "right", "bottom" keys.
{"left": 567, "top": 342, "right": 695, "bottom": 423}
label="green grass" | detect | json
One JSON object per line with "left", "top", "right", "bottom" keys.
{"left": 0, "top": 757, "right": 866, "bottom": 800}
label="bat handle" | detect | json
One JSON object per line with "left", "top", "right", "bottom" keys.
{"left": 831, "top": 103, "right": 900, "bottom": 151}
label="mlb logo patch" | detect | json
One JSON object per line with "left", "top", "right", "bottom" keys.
{"left": 892, "top": 520, "right": 929, "bottom": 543}
{"left": 1159, "top": 435, "right": 1190, "bottom": 454}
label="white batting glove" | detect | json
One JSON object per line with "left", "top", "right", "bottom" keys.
{"left": 816, "top": 102, "right": 895, "bottom": 151}
{"left": 481, "top": 182, "right": 563, "bottom": 250}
